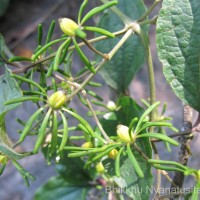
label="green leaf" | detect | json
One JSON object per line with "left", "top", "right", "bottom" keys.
{"left": 12, "top": 160, "right": 36, "bottom": 187}
{"left": 34, "top": 176, "right": 90, "bottom": 200}
{"left": 0, "top": 69, "right": 25, "bottom": 160}
{"left": 0, "top": 114, "right": 27, "bottom": 160}
{"left": 137, "top": 133, "right": 179, "bottom": 146}
{"left": 104, "top": 142, "right": 153, "bottom": 200}
{"left": 126, "top": 143, "right": 144, "bottom": 178}
{"left": 114, "top": 151, "right": 153, "bottom": 200}
{"left": 99, "top": 96, "right": 153, "bottom": 200}
{"left": 56, "top": 156, "right": 94, "bottom": 185}
{"left": 0, "top": 69, "right": 22, "bottom": 115}
{"left": 95, "top": 0, "right": 147, "bottom": 93}
{"left": 156, "top": 0, "right": 200, "bottom": 111}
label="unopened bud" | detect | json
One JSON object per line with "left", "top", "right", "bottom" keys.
{"left": 81, "top": 141, "right": 94, "bottom": 148}
{"left": 107, "top": 101, "right": 117, "bottom": 111}
{"left": 108, "top": 149, "right": 118, "bottom": 159}
{"left": 59, "top": 18, "right": 79, "bottom": 36}
{"left": 48, "top": 91, "right": 67, "bottom": 109}
{"left": 117, "top": 125, "right": 132, "bottom": 143}
{"left": 0, "top": 155, "right": 7, "bottom": 164}
{"left": 131, "top": 22, "right": 141, "bottom": 34}
{"left": 96, "top": 162, "right": 105, "bottom": 173}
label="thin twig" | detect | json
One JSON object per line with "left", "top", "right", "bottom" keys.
{"left": 138, "top": 16, "right": 158, "bottom": 26}
{"left": 138, "top": 0, "right": 161, "bottom": 22}
{"left": 133, "top": 143, "right": 177, "bottom": 189}
{"left": 133, "top": 143, "right": 149, "bottom": 160}
{"left": 82, "top": 38, "right": 108, "bottom": 59}
{"left": 151, "top": 131, "right": 192, "bottom": 142}
{"left": 11, "top": 28, "right": 128, "bottom": 74}
{"left": 83, "top": 94, "right": 111, "bottom": 143}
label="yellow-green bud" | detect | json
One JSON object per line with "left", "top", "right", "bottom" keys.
{"left": 117, "top": 124, "right": 132, "bottom": 143}
{"left": 96, "top": 162, "right": 105, "bottom": 173}
{"left": 108, "top": 149, "right": 118, "bottom": 159}
{"left": 59, "top": 18, "right": 79, "bottom": 36}
{"left": 0, "top": 155, "right": 7, "bottom": 164}
{"left": 81, "top": 141, "right": 94, "bottom": 148}
{"left": 107, "top": 101, "right": 117, "bottom": 111}
{"left": 48, "top": 91, "right": 67, "bottom": 109}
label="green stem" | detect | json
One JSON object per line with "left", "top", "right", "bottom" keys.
{"left": 85, "top": 96, "right": 111, "bottom": 142}
{"left": 139, "top": 29, "right": 159, "bottom": 192}
{"left": 108, "top": 29, "right": 133, "bottom": 59}
{"left": 82, "top": 38, "right": 106, "bottom": 58}
{"left": 139, "top": 30, "right": 156, "bottom": 122}
{"left": 138, "top": 0, "right": 161, "bottom": 22}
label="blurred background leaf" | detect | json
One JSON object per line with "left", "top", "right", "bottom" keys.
{"left": 0, "top": 0, "right": 10, "bottom": 17}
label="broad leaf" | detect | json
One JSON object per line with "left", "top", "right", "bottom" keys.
{"left": 156, "top": 0, "right": 200, "bottom": 111}
{"left": 95, "top": 0, "right": 148, "bottom": 93}
{"left": 56, "top": 156, "right": 95, "bottom": 185}
{"left": 0, "top": 68, "right": 24, "bottom": 160}
{"left": 0, "top": 68, "right": 22, "bottom": 115}
{"left": 114, "top": 150, "right": 152, "bottom": 200}
{"left": 34, "top": 176, "right": 90, "bottom": 200}
{"left": 36, "top": 155, "right": 95, "bottom": 199}
{"left": 0, "top": 114, "right": 25, "bottom": 160}
{"left": 100, "top": 97, "right": 153, "bottom": 200}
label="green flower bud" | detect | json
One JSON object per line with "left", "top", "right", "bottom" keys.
{"left": 48, "top": 91, "right": 67, "bottom": 109}
{"left": 0, "top": 155, "right": 7, "bottom": 164}
{"left": 96, "top": 162, "right": 105, "bottom": 173}
{"left": 117, "top": 124, "right": 132, "bottom": 143}
{"left": 108, "top": 149, "right": 118, "bottom": 159}
{"left": 107, "top": 101, "right": 117, "bottom": 111}
{"left": 81, "top": 141, "right": 94, "bottom": 148}
{"left": 59, "top": 18, "right": 79, "bottom": 36}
